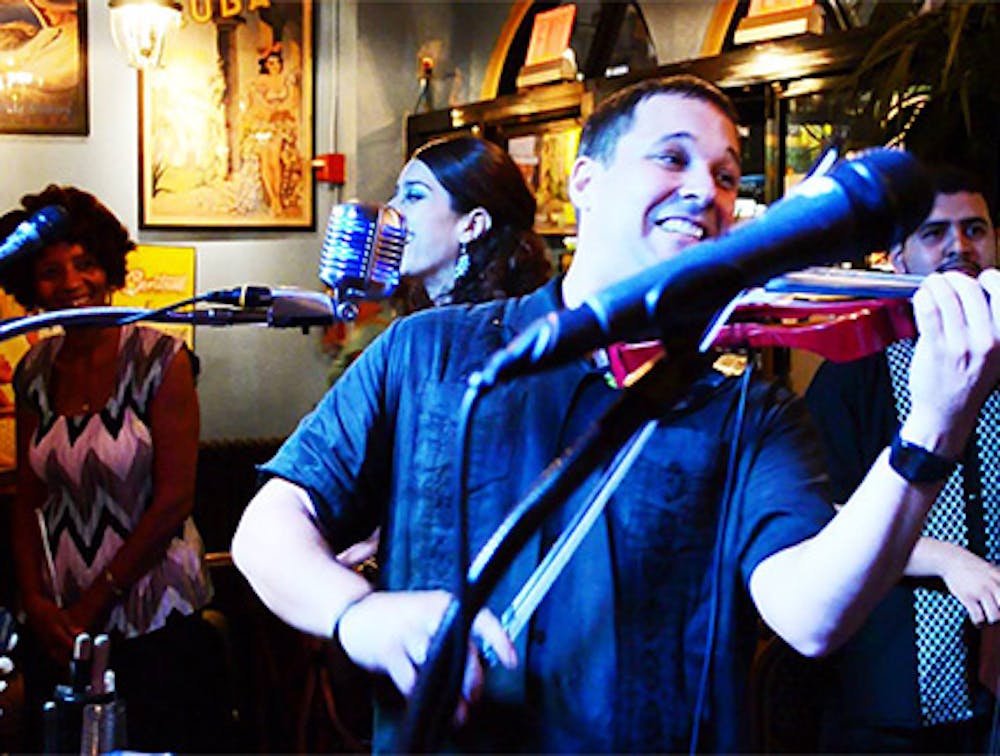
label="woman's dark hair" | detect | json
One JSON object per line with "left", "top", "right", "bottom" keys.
{"left": 410, "top": 135, "right": 551, "bottom": 306}
{"left": 258, "top": 49, "right": 283, "bottom": 75}
{"left": 0, "top": 185, "right": 133, "bottom": 310}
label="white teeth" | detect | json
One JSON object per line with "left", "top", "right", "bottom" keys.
{"left": 656, "top": 217, "right": 704, "bottom": 239}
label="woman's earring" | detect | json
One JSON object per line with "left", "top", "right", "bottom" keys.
{"left": 455, "top": 241, "right": 471, "bottom": 279}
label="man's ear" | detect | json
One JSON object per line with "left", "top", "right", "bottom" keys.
{"left": 459, "top": 207, "right": 492, "bottom": 244}
{"left": 568, "top": 156, "right": 599, "bottom": 214}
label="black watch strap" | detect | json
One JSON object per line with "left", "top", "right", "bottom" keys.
{"left": 889, "top": 433, "right": 957, "bottom": 483}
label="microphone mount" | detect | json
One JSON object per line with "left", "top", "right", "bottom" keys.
{"left": 0, "top": 286, "right": 358, "bottom": 345}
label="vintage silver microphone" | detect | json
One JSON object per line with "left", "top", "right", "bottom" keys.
{"left": 203, "top": 201, "right": 407, "bottom": 325}
{"left": 318, "top": 201, "right": 406, "bottom": 320}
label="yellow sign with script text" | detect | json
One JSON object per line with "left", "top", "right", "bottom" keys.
{"left": 113, "top": 244, "right": 196, "bottom": 349}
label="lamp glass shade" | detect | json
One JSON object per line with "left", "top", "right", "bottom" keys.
{"left": 109, "top": 0, "right": 181, "bottom": 69}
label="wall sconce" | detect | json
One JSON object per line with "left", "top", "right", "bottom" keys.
{"left": 108, "top": 0, "right": 182, "bottom": 69}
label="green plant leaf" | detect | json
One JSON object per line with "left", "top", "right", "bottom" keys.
{"left": 941, "top": 3, "right": 971, "bottom": 90}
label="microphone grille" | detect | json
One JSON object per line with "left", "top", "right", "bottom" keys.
{"left": 11, "top": 205, "right": 69, "bottom": 255}
{"left": 318, "top": 202, "right": 405, "bottom": 300}
{"left": 34, "top": 205, "right": 69, "bottom": 238}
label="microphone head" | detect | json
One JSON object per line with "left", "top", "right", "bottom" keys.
{"left": 318, "top": 202, "right": 405, "bottom": 300}
{"left": 826, "top": 148, "right": 934, "bottom": 256}
{"left": 2, "top": 205, "right": 69, "bottom": 258}
{"left": 30, "top": 205, "right": 70, "bottom": 243}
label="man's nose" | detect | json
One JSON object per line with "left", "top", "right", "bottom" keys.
{"left": 60, "top": 264, "right": 84, "bottom": 289}
{"left": 945, "top": 224, "right": 976, "bottom": 256}
{"left": 680, "top": 165, "right": 717, "bottom": 206}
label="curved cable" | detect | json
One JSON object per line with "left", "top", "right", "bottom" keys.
{"left": 689, "top": 358, "right": 754, "bottom": 754}
{"left": 0, "top": 305, "right": 269, "bottom": 344}
{"left": 0, "top": 306, "right": 152, "bottom": 341}
{"left": 117, "top": 294, "right": 210, "bottom": 325}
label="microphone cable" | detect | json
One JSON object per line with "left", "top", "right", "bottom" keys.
{"left": 689, "top": 356, "right": 754, "bottom": 755}
{"left": 117, "top": 294, "right": 210, "bottom": 325}
{"left": 117, "top": 286, "right": 279, "bottom": 326}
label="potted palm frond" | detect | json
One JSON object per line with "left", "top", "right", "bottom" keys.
{"left": 844, "top": 0, "right": 1000, "bottom": 181}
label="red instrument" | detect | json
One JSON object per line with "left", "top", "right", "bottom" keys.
{"left": 605, "top": 268, "right": 923, "bottom": 385}
{"left": 711, "top": 267, "right": 921, "bottom": 362}
{"left": 713, "top": 296, "right": 916, "bottom": 362}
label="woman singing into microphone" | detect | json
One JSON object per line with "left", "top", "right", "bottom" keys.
{"left": 328, "top": 135, "right": 551, "bottom": 379}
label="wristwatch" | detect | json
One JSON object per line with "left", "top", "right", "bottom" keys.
{"left": 889, "top": 433, "right": 957, "bottom": 483}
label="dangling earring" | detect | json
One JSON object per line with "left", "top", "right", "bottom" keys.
{"left": 455, "top": 241, "right": 471, "bottom": 280}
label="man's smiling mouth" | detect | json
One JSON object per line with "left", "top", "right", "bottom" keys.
{"left": 655, "top": 217, "right": 706, "bottom": 240}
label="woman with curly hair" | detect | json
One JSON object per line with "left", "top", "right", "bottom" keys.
{"left": 0, "top": 185, "right": 230, "bottom": 752}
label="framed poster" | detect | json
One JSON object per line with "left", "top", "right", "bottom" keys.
{"left": 0, "top": 0, "right": 88, "bottom": 135}
{"left": 507, "top": 121, "right": 580, "bottom": 235}
{"left": 139, "top": 0, "right": 313, "bottom": 229}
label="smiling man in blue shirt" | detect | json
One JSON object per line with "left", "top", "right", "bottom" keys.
{"left": 233, "top": 77, "right": 1000, "bottom": 752}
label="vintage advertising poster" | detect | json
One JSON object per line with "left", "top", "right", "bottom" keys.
{"left": 0, "top": 0, "right": 88, "bottom": 134}
{"left": 140, "top": 0, "right": 313, "bottom": 229}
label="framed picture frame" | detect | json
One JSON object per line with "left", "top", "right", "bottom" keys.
{"left": 0, "top": 0, "right": 89, "bottom": 135}
{"left": 139, "top": 0, "right": 314, "bottom": 229}
{"left": 507, "top": 120, "right": 580, "bottom": 236}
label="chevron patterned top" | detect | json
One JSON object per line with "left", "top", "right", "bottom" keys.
{"left": 15, "top": 325, "right": 212, "bottom": 638}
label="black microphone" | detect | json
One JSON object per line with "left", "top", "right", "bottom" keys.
{"left": 203, "top": 201, "right": 406, "bottom": 322}
{"left": 0, "top": 205, "right": 68, "bottom": 268}
{"left": 476, "top": 148, "right": 933, "bottom": 388}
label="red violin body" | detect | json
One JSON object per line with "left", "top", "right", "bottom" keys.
{"left": 713, "top": 296, "right": 916, "bottom": 363}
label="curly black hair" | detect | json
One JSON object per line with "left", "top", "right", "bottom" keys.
{"left": 0, "top": 185, "right": 133, "bottom": 310}
{"left": 926, "top": 162, "right": 996, "bottom": 221}
{"left": 409, "top": 135, "right": 551, "bottom": 308}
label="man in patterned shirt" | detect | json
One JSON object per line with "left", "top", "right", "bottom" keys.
{"left": 807, "top": 165, "right": 1000, "bottom": 752}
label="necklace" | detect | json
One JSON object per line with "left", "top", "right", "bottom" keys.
{"left": 58, "top": 327, "right": 119, "bottom": 416}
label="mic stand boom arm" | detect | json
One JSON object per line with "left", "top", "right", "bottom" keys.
{"left": 398, "top": 349, "right": 708, "bottom": 752}
{"left": 0, "top": 302, "right": 339, "bottom": 344}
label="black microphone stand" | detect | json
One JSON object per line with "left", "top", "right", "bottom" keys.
{"left": 0, "top": 296, "right": 350, "bottom": 344}
{"left": 398, "top": 346, "right": 713, "bottom": 752}
{"left": 0, "top": 306, "right": 271, "bottom": 342}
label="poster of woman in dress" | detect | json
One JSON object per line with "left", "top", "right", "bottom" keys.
{"left": 140, "top": 0, "right": 313, "bottom": 228}
{"left": 0, "top": 0, "right": 87, "bottom": 134}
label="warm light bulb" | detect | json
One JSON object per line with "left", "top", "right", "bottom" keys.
{"left": 108, "top": 0, "right": 181, "bottom": 70}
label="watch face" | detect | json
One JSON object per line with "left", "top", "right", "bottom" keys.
{"left": 890, "top": 435, "right": 956, "bottom": 483}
